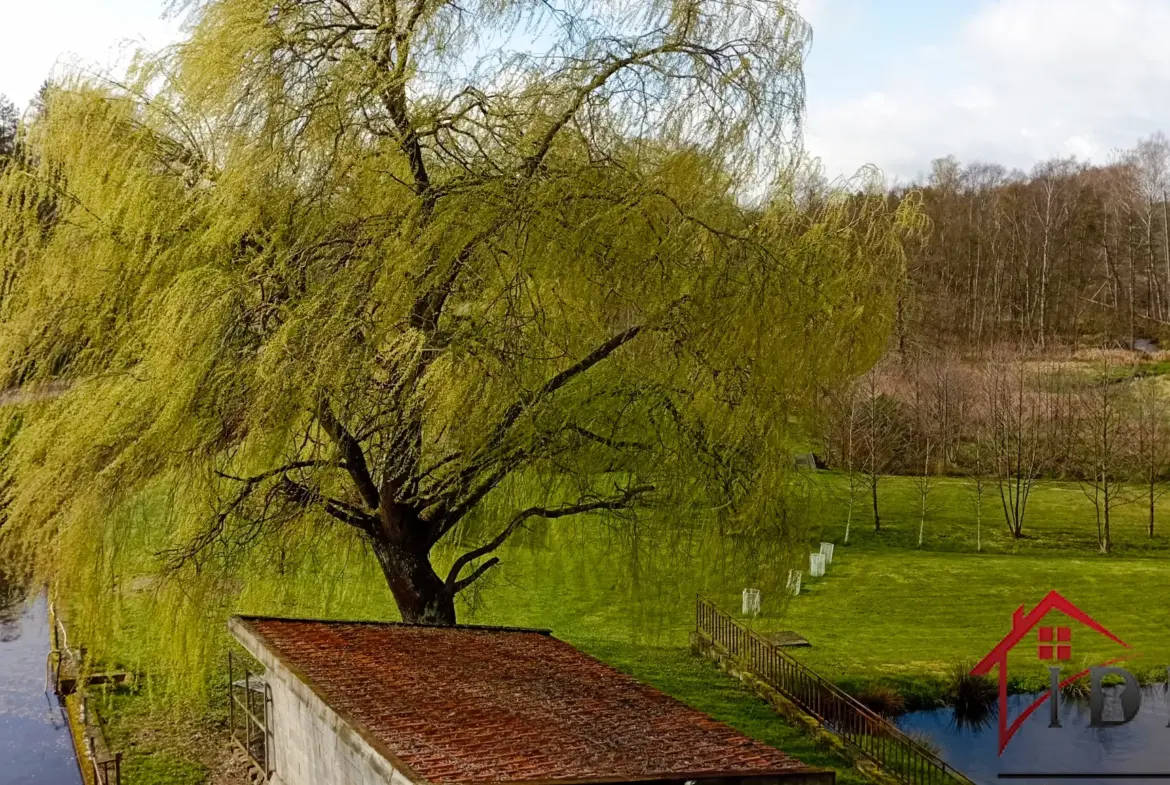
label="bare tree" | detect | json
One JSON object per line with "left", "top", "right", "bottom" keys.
{"left": 964, "top": 408, "right": 991, "bottom": 553}
{"left": 1074, "top": 352, "right": 1131, "bottom": 554}
{"left": 1029, "top": 159, "right": 1078, "bottom": 349}
{"left": 860, "top": 365, "right": 896, "bottom": 532}
{"left": 0, "top": 95, "right": 17, "bottom": 161}
{"left": 906, "top": 351, "right": 937, "bottom": 547}
{"left": 960, "top": 363, "right": 992, "bottom": 552}
{"left": 1128, "top": 133, "right": 1170, "bottom": 319}
{"left": 1131, "top": 376, "right": 1170, "bottom": 537}
{"left": 988, "top": 357, "right": 1045, "bottom": 538}
{"left": 823, "top": 381, "right": 864, "bottom": 544}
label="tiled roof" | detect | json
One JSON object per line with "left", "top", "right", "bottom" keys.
{"left": 234, "top": 617, "right": 816, "bottom": 785}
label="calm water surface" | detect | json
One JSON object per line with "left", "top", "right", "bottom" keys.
{"left": 0, "top": 575, "right": 81, "bottom": 785}
{"left": 898, "top": 686, "right": 1170, "bottom": 785}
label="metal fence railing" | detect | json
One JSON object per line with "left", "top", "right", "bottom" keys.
{"left": 49, "top": 612, "right": 123, "bottom": 785}
{"left": 80, "top": 696, "right": 122, "bottom": 785}
{"left": 228, "top": 652, "right": 272, "bottom": 781}
{"left": 696, "top": 596, "right": 975, "bottom": 785}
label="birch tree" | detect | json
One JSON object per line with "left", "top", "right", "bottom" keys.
{"left": 0, "top": 95, "right": 17, "bottom": 160}
{"left": 906, "top": 351, "right": 936, "bottom": 547}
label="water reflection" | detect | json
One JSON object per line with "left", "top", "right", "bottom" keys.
{"left": 0, "top": 576, "right": 24, "bottom": 643}
{"left": 898, "top": 685, "right": 1170, "bottom": 785}
{"left": 0, "top": 571, "right": 82, "bottom": 785}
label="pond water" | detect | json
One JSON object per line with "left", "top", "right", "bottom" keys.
{"left": 0, "top": 574, "right": 81, "bottom": 785}
{"left": 897, "top": 686, "right": 1170, "bottom": 785}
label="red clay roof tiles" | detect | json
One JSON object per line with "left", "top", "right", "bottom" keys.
{"left": 235, "top": 618, "right": 815, "bottom": 785}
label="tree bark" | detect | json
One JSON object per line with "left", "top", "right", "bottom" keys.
{"left": 871, "top": 478, "right": 881, "bottom": 532}
{"left": 1162, "top": 191, "right": 1170, "bottom": 317}
{"left": 371, "top": 532, "right": 456, "bottom": 625}
{"left": 1150, "top": 479, "right": 1157, "bottom": 538}
{"left": 1102, "top": 479, "right": 1112, "bottom": 554}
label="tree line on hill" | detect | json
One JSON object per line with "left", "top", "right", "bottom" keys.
{"left": 900, "top": 136, "right": 1170, "bottom": 351}
{"left": 820, "top": 350, "right": 1170, "bottom": 554}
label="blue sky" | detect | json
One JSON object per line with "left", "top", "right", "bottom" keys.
{"left": 5, "top": 0, "right": 1170, "bottom": 182}
{"left": 803, "top": 0, "right": 981, "bottom": 103}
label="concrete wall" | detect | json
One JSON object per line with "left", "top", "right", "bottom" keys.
{"left": 230, "top": 620, "right": 418, "bottom": 785}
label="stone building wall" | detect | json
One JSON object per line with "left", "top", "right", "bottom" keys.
{"left": 231, "top": 619, "right": 416, "bottom": 785}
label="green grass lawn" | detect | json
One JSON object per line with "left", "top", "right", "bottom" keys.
{"left": 459, "top": 472, "right": 1170, "bottom": 707}
{"left": 82, "top": 470, "right": 1170, "bottom": 784}
{"left": 778, "top": 548, "right": 1170, "bottom": 696}
{"left": 752, "top": 472, "right": 1170, "bottom": 702}
{"left": 807, "top": 471, "right": 1170, "bottom": 555}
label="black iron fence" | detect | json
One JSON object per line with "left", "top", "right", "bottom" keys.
{"left": 696, "top": 596, "right": 975, "bottom": 785}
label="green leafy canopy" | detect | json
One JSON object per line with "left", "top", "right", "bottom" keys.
{"left": 0, "top": 0, "right": 921, "bottom": 621}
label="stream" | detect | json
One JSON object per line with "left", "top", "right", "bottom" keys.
{"left": 0, "top": 573, "right": 81, "bottom": 785}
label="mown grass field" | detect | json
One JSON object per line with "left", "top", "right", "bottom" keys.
{"left": 789, "top": 473, "right": 1170, "bottom": 695}
{"left": 452, "top": 472, "right": 1170, "bottom": 711}
{"left": 89, "top": 470, "right": 1170, "bottom": 784}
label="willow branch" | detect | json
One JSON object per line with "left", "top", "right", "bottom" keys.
{"left": 445, "top": 484, "right": 654, "bottom": 590}
{"left": 277, "top": 478, "right": 378, "bottom": 532}
{"left": 316, "top": 401, "right": 382, "bottom": 509}
{"left": 476, "top": 325, "right": 644, "bottom": 459}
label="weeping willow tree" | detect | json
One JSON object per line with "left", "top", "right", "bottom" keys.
{"left": 0, "top": 0, "right": 919, "bottom": 625}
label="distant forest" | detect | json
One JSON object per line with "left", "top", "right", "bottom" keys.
{"left": 9, "top": 87, "right": 1170, "bottom": 353}
{"left": 900, "top": 133, "right": 1170, "bottom": 349}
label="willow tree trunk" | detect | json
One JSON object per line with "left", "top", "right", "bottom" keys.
{"left": 370, "top": 533, "right": 456, "bottom": 625}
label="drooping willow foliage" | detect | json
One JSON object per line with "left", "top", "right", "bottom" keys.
{"left": 0, "top": 0, "right": 921, "bottom": 658}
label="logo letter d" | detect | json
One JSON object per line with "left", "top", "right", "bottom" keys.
{"left": 1089, "top": 667, "right": 1141, "bottom": 727}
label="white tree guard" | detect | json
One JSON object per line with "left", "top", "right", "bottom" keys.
{"left": 786, "top": 570, "right": 802, "bottom": 596}
{"left": 742, "top": 588, "right": 761, "bottom": 616}
{"left": 809, "top": 552, "right": 826, "bottom": 578}
{"left": 819, "top": 542, "right": 835, "bottom": 564}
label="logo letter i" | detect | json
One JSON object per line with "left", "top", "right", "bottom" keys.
{"left": 1050, "top": 666, "right": 1063, "bottom": 728}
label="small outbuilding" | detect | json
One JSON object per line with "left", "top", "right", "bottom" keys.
{"left": 229, "top": 616, "right": 831, "bottom": 785}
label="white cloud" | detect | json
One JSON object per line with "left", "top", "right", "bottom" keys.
{"left": 7, "top": 0, "right": 1166, "bottom": 187}
{"left": 805, "top": 0, "right": 1170, "bottom": 182}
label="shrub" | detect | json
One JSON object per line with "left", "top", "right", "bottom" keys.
{"left": 856, "top": 683, "right": 907, "bottom": 716}
{"left": 946, "top": 661, "right": 996, "bottom": 730}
